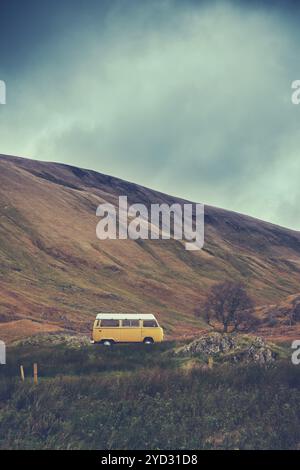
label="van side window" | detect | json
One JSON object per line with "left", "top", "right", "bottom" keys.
{"left": 143, "top": 320, "right": 158, "bottom": 328}
{"left": 122, "top": 320, "right": 140, "bottom": 327}
{"left": 101, "top": 319, "right": 119, "bottom": 327}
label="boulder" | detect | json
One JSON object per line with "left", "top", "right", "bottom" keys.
{"left": 174, "top": 332, "right": 277, "bottom": 364}
{"left": 13, "top": 333, "right": 91, "bottom": 349}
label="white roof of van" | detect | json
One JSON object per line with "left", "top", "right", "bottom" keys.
{"left": 96, "top": 313, "right": 156, "bottom": 320}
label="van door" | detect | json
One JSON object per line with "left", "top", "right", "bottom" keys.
{"left": 99, "top": 319, "right": 121, "bottom": 342}
{"left": 120, "top": 319, "right": 142, "bottom": 343}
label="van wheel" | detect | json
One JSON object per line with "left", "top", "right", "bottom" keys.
{"left": 143, "top": 338, "right": 154, "bottom": 345}
{"left": 102, "top": 340, "right": 114, "bottom": 347}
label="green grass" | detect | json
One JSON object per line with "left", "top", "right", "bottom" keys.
{"left": 0, "top": 341, "right": 300, "bottom": 450}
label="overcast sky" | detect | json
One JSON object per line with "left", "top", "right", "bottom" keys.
{"left": 0, "top": 0, "right": 300, "bottom": 229}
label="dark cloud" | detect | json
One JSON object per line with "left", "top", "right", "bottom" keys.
{"left": 0, "top": 0, "right": 300, "bottom": 229}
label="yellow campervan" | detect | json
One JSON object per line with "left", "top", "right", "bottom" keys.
{"left": 92, "top": 313, "right": 164, "bottom": 346}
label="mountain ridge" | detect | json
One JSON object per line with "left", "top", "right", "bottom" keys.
{"left": 2, "top": 152, "right": 299, "bottom": 232}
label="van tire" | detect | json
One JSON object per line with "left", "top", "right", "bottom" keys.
{"left": 143, "top": 338, "right": 154, "bottom": 345}
{"left": 102, "top": 340, "right": 114, "bottom": 347}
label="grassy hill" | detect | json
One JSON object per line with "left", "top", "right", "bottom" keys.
{"left": 1, "top": 154, "right": 300, "bottom": 342}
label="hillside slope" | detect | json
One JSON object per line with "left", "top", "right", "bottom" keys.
{"left": 1, "top": 154, "right": 300, "bottom": 342}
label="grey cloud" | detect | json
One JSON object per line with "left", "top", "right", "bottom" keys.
{"left": 0, "top": 1, "right": 300, "bottom": 229}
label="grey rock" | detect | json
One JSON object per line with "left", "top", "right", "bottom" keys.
{"left": 174, "top": 332, "right": 277, "bottom": 364}
{"left": 13, "top": 333, "right": 91, "bottom": 349}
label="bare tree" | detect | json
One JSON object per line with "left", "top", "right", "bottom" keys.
{"left": 203, "top": 281, "right": 257, "bottom": 333}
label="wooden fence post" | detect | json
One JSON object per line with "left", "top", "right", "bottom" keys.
{"left": 33, "top": 363, "right": 38, "bottom": 385}
{"left": 20, "top": 365, "right": 25, "bottom": 382}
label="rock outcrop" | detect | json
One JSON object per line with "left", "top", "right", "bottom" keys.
{"left": 13, "top": 333, "right": 91, "bottom": 349}
{"left": 174, "top": 332, "right": 278, "bottom": 364}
